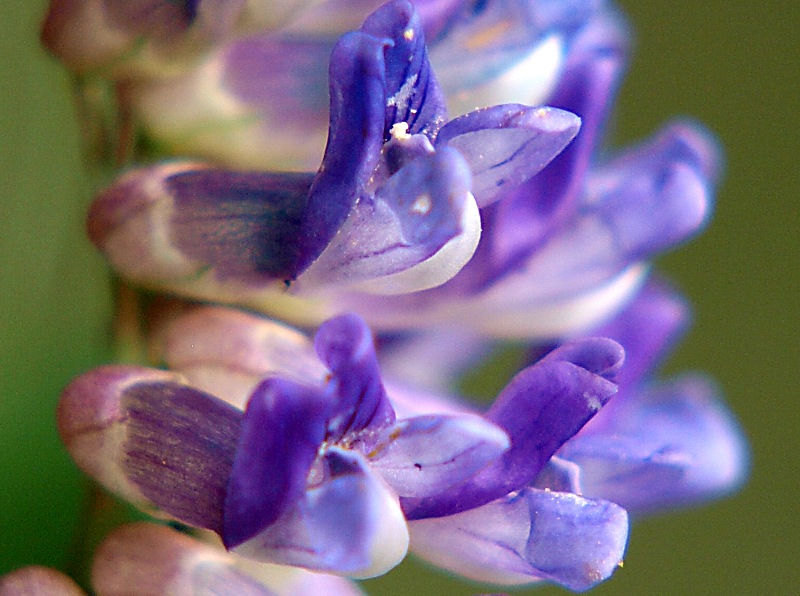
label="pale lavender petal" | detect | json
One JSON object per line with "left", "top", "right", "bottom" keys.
{"left": 231, "top": 448, "right": 408, "bottom": 578}
{"left": 297, "top": 31, "right": 387, "bottom": 272}
{"left": 224, "top": 378, "right": 331, "bottom": 549}
{"left": 436, "top": 105, "right": 580, "bottom": 207}
{"left": 409, "top": 488, "right": 628, "bottom": 591}
{"left": 379, "top": 327, "right": 494, "bottom": 393}
{"left": 0, "top": 566, "right": 84, "bottom": 596}
{"left": 313, "top": 313, "right": 395, "bottom": 440}
{"left": 402, "top": 338, "right": 622, "bottom": 519}
{"left": 559, "top": 376, "right": 750, "bottom": 513}
{"left": 369, "top": 414, "right": 509, "bottom": 498}
{"left": 303, "top": 147, "right": 475, "bottom": 290}
{"left": 92, "top": 523, "right": 275, "bottom": 596}
{"left": 58, "top": 366, "right": 241, "bottom": 533}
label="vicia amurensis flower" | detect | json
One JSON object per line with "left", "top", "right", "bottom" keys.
{"left": 58, "top": 307, "right": 629, "bottom": 590}
{"left": 83, "top": 0, "right": 711, "bottom": 343}
{"left": 5, "top": 0, "right": 748, "bottom": 593}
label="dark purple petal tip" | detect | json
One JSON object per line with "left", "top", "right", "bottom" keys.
{"left": 314, "top": 314, "right": 395, "bottom": 438}
{"left": 224, "top": 378, "right": 331, "bottom": 549}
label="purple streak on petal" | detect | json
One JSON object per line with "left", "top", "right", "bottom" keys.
{"left": 402, "top": 338, "right": 622, "bottom": 519}
{"left": 436, "top": 105, "right": 581, "bottom": 208}
{"left": 479, "top": 9, "right": 628, "bottom": 284}
{"left": 590, "top": 280, "right": 689, "bottom": 391}
{"left": 168, "top": 170, "right": 312, "bottom": 281}
{"left": 361, "top": 0, "right": 448, "bottom": 139}
{"left": 297, "top": 31, "right": 388, "bottom": 273}
{"left": 369, "top": 414, "right": 509, "bottom": 498}
{"left": 122, "top": 380, "right": 243, "bottom": 534}
{"left": 307, "top": 147, "right": 472, "bottom": 285}
{"left": 223, "top": 378, "right": 331, "bottom": 549}
{"left": 314, "top": 314, "right": 395, "bottom": 441}
{"left": 560, "top": 375, "right": 749, "bottom": 513}
{"left": 409, "top": 488, "right": 628, "bottom": 591}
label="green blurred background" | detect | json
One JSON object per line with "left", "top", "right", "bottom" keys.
{"left": 1, "top": 2, "right": 797, "bottom": 594}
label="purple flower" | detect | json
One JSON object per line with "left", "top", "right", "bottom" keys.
{"left": 58, "top": 307, "right": 628, "bottom": 589}
{"left": 88, "top": 0, "right": 580, "bottom": 321}
{"left": 58, "top": 311, "right": 510, "bottom": 578}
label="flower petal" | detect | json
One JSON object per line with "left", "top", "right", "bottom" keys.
{"left": 302, "top": 147, "right": 478, "bottom": 294}
{"left": 436, "top": 105, "right": 581, "bottom": 207}
{"left": 402, "top": 338, "right": 622, "bottom": 519}
{"left": 559, "top": 375, "right": 749, "bottom": 513}
{"left": 484, "top": 6, "right": 628, "bottom": 277}
{"left": 369, "top": 414, "right": 509, "bottom": 498}
{"left": 313, "top": 313, "right": 395, "bottom": 440}
{"left": 87, "top": 163, "right": 313, "bottom": 287}
{"left": 92, "top": 523, "right": 274, "bottom": 596}
{"left": 130, "top": 35, "right": 334, "bottom": 171}
{"left": 429, "top": 0, "right": 568, "bottom": 115}
{"left": 296, "top": 30, "right": 387, "bottom": 272}
{"left": 224, "top": 378, "right": 332, "bottom": 549}
{"left": 58, "top": 366, "right": 242, "bottom": 533}
{"left": 231, "top": 448, "right": 409, "bottom": 578}
{"left": 361, "top": 0, "right": 447, "bottom": 139}
{"left": 409, "top": 488, "right": 628, "bottom": 591}
{"left": 161, "top": 306, "right": 326, "bottom": 408}
{"left": 590, "top": 281, "right": 689, "bottom": 392}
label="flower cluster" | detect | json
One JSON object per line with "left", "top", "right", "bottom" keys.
{"left": 5, "top": 0, "right": 748, "bottom": 593}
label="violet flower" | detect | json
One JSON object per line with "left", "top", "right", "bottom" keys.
{"left": 58, "top": 312, "right": 510, "bottom": 578}
{"left": 58, "top": 307, "right": 628, "bottom": 589}
{"left": 88, "top": 0, "right": 581, "bottom": 321}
